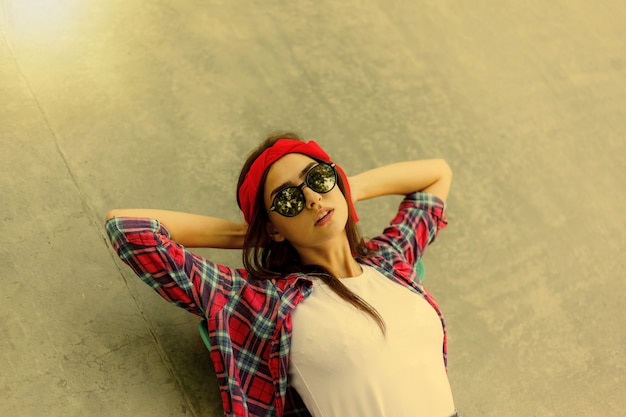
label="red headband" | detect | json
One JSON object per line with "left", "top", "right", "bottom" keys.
{"left": 238, "top": 139, "right": 358, "bottom": 224}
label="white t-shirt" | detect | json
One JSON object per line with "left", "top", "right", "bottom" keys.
{"left": 289, "top": 265, "right": 455, "bottom": 417}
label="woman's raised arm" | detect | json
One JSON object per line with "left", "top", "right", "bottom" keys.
{"left": 348, "top": 159, "right": 452, "bottom": 203}
{"left": 105, "top": 209, "right": 247, "bottom": 249}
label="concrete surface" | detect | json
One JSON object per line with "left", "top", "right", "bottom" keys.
{"left": 1, "top": 0, "right": 624, "bottom": 416}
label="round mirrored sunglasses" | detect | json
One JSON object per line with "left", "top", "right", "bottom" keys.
{"left": 267, "top": 163, "right": 337, "bottom": 217}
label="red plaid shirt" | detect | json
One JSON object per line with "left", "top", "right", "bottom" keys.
{"left": 105, "top": 192, "right": 448, "bottom": 417}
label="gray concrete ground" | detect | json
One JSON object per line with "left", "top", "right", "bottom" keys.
{"left": 1, "top": 0, "right": 624, "bottom": 416}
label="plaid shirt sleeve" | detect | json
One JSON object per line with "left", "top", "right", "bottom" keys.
{"left": 369, "top": 192, "right": 448, "bottom": 266}
{"left": 105, "top": 217, "right": 242, "bottom": 318}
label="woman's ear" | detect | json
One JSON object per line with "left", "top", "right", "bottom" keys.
{"left": 266, "top": 222, "right": 286, "bottom": 242}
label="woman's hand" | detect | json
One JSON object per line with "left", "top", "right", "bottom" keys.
{"left": 347, "top": 175, "right": 360, "bottom": 205}
{"left": 105, "top": 209, "right": 247, "bottom": 249}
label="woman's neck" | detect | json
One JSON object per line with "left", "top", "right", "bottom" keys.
{"left": 297, "top": 237, "right": 362, "bottom": 278}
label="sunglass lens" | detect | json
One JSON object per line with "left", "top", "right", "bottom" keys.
{"left": 307, "top": 164, "right": 336, "bottom": 193}
{"left": 274, "top": 187, "right": 305, "bottom": 217}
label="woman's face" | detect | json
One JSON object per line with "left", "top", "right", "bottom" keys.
{"left": 263, "top": 153, "right": 349, "bottom": 251}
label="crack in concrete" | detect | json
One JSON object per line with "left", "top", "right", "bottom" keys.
{"left": 1, "top": 17, "right": 201, "bottom": 417}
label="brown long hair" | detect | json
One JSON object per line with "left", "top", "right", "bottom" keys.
{"left": 236, "top": 132, "right": 386, "bottom": 334}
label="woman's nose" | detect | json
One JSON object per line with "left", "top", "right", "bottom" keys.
{"left": 302, "top": 186, "right": 322, "bottom": 209}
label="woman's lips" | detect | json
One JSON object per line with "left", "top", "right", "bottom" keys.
{"left": 315, "top": 209, "right": 334, "bottom": 226}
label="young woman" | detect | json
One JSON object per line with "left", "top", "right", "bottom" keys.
{"left": 105, "top": 133, "right": 456, "bottom": 417}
